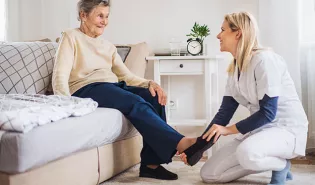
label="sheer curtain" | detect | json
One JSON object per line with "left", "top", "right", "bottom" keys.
{"left": 301, "top": 43, "right": 315, "bottom": 154}
{"left": 0, "top": 0, "right": 6, "bottom": 41}
{"left": 258, "top": 0, "right": 301, "bottom": 96}
{"left": 258, "top": 0, "right": 315, "bottom": 154}
{"left": 300, "top": 0, "right": 315, "bottom": 154}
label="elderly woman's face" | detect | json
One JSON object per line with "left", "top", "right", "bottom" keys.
{"left": 81, "top": 5, "right": 109, "bottom": 37}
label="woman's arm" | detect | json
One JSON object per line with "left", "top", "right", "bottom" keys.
{"left": 203, "top": 76, "right": 240, "bottom": 135}
{"left": 112, "top": 48, "right": 150, "bottom": 87}
{"left": 235, "top": 94, "right": 278, "bottom": 134}
{"left": 202, "top": 93, "right": 278, "bottom": 142}
{"left": 52, "top": 32, "right": 75, "bottom": 96}
{"left": 202, "top": 96, "right": 239, "bottom": 141}
{"left": 236, "top": 57, "right": 282, "bottom": 134}
{"left": 210, "top": 96, "right": 239, "bottom": 126}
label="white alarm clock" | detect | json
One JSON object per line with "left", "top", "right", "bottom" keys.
{"left": 187, "top": 38, "right": 203, "bottom": 56}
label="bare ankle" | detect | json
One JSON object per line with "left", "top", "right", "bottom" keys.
{"left": 176, "top": 137, "right": 197, "bottom": 153}
{"left": 177, "top": 137, "right": 187, "bottom": 152}
{"left": 147, "top": 165, "right": 159, "bottom": 169}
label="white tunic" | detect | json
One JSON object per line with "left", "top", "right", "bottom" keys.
{"left": 225, "top": 50, "right": 308, "bottom": 156}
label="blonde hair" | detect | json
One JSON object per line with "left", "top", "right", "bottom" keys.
{"left": 225, "top": 12, "right": 262, "bottom": 74}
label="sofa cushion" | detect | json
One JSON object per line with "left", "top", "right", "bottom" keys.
{"left": 120, "top": 42, "right": 152, "bottom": 78}
{"left": 0, "top": 108, "right": 138, "bottom": 173}
{"left": 116, "top": 46, "right": 131, "bottom": 63}
{"left": 25, "top": 38, "right": 52, "bottom": 42}
{"left": 0, "top": 42, "right": 58, "bottom": 94}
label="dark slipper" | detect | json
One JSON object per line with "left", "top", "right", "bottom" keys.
{"left": 183, "top": 136, "right": 216, "bottom": 166}
{"left": 139, "top": 165, "right": 178, "bottom": 180}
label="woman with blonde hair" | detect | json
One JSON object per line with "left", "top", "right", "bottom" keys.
{"left": 179, "top": 12, "right": 308, "bottom": 185}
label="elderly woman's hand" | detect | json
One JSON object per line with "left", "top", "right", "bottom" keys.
{"left": 148, "top": 81, "right": 167, "bottom": 106}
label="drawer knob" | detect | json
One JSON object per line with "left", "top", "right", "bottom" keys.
{"left": 179, "top": 64, "right": 184, "bottom": 68}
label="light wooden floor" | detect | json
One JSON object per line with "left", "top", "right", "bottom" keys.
{"left": 173, "top": 155, "right": 315, "bottom": 165}
{"left": 291, "top": 155, "right": 315, "bottom": 165}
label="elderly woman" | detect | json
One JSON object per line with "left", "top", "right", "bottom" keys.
{"left": 52, "top": 0, "right": 198, "bottom": 180}
{"left": 179, "top": 12, "right": 308, "bottom": 185}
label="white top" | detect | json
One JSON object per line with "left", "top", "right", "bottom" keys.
{"left": 226, "top": 50, "right": 308, "bottom": 156}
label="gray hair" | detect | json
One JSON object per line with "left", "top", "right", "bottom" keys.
{"left": 77, "top": 0, "right": 110, "bottom": 21}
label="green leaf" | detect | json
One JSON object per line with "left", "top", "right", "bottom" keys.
{"left": 186, "top": 22, "right": 210, "bottom": 41}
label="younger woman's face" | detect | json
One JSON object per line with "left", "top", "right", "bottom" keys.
{"left": 216, "top": 20, "right": 240, "bottom": 54}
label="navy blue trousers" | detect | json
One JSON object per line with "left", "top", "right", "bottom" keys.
{"left": 73, "top": 81, "right": 184, "bottom": 165}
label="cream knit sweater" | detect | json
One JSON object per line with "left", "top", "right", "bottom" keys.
{"left": 52, "top": 28, "right": 149, "bottom": 96}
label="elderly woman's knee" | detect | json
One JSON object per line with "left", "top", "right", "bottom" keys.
{"left": 143, "top": 89, "right": 160, "bottom": 105}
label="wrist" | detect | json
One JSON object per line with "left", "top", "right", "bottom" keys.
{"left": 147, "top": 80, "right": 153, "bottom": 88}
{"left": 149, "top": 80, "right": 156, "bottom": 86}
{"left": 227, "top": 125, "right": 239, "bottom": 135}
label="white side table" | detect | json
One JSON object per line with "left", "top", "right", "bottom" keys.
{"left": 146, "top": 55, "right": 220, "bottom": 156}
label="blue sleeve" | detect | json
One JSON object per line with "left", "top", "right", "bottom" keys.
{"left": 209, "top": 96, "right": 239, "bottom": 127}
{"left": 235, "top": 94, "right": 278, "bottom": 134}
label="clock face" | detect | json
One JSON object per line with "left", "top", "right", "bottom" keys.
{"left": 187, "top": 40, "right": 202, "bottom": 55}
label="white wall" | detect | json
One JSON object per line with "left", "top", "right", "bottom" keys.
{"left": 6, "top": 0, "right": 43, "bottom": 41}
{"left": 8, "top": 0, "right": 258, "bottom": 52}
{"left": 6, "top": 0, "right": 20, "bottom": 41}
{"left": 103, "top": 0, "right": 259, "bottom": 55}
{"left": 41, "top": 0, "right": 77, "bottom": 42}
{"left": 0, "top": 0, "right": 6, "bottom": 41}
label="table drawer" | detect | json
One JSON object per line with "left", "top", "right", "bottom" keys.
{"left": 159, "top": 60, "right": 204, "bottom": 73}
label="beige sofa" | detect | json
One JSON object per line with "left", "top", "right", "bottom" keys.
{"left": 0, "top": 136, "right": 142, "bottom": 185}
{"left": 0, "top": 41, "right": 153, "bottom": 185}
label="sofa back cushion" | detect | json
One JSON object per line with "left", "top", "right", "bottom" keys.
{"left": 116, "top": 46, "right": 131, "bottom": 63}
{"left": 117, "top": 42, "right": 152, "bottom": 78}
{"left": 0, "top": 42, "right": 58, "bottom": 94}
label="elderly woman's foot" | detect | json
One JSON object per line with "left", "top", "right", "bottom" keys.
{"left": 267, "top": 160, "right": 292, "bottom": 185}
{"left": 139, "top": 164, "right": 178, "bottom": 180}
{"left": 176, "top": 137, "right": 197, "bottom": 153}
{"left": 180, "top": 136, "right": 216, "bottom": 166}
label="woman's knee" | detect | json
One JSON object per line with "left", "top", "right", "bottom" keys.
{"left": 142, "top": 89, "right": 160, "bottom": 105}
{"left": 200, "top": 170, "right": 220, "bottom": 183}
{"left": 236, "top": 142, "right": 263, "bottom": 170}
{"left": 200, "top": 161, "right": 223, "bottom": 183}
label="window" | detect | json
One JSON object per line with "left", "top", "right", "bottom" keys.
{"left": 0, "top": 0, "right": 6, "bottom": 41}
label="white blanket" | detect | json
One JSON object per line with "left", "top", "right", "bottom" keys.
{"left": 0, "top": 94, "right": 98, "bottom": 133}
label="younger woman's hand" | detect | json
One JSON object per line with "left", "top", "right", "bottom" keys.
{"left": 202, "top": 124, "right": 239, "bottom": 143}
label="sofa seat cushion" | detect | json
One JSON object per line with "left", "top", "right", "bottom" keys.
{"left": 0, "top": 108, "right": 138, "bottom": 174}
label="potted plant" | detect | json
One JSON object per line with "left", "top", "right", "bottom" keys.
{"left": 186, "top": 22, "right": 210, "bottom": 55}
